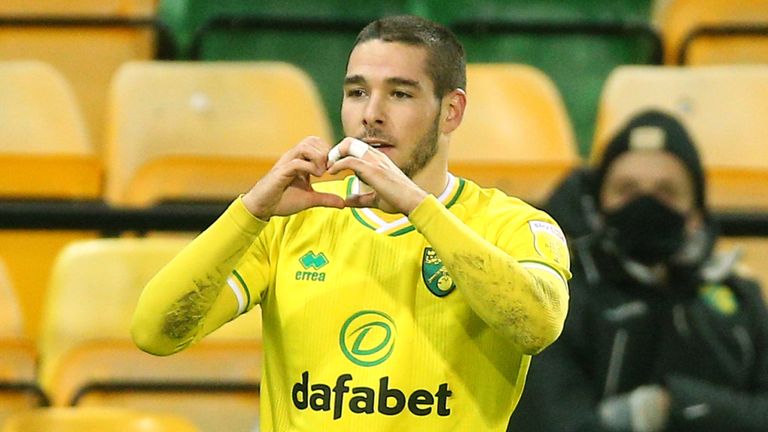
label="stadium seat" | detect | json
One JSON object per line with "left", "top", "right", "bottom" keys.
{"left": 0, "top": 61, "right": 100, "bottom": 199}
{"left": 39, "top": 238, "right": 263, "bottom": 432}
{"left": 0, "top": 61, "right": 101, "bottom": 339}
{"left": 592, "top": 65, "right": 768, "bottom": 211}
{"left": 0, "top": 407, "right": 200, "bottom": 432}
{"left": 430, "top": 0, "right": 653, "bottom": 25}
{"left": 443, "top": 0, "right": 659, "bottom": 155}
{"left": 0, "top": 260, "right": 24, "bottom": 338}
{"left": 158, "top": 0, "right": 407, "bottom": 58}
{"left": 0, "top": 0, "right": 159, "bottom": 149}
{"left": 654, "top": 0, "right": 768, "bottom": 65}
{"left": 449, "top": 64, "right": 580, "bottom": 205}
{"left": 158, "top": 0, "right": 409, "bottom": 139}
{"left": 104, "top": 61, "right": 332, "bottom": 207}
{"left": 0, "top": 0, "right": 155, "bottom": 16}
{"left": 0, "top": 259, "right": 48, "bottom": 425}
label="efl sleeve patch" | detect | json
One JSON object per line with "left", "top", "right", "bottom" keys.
{"left": 528, "top": 221, "right": 569, "bottom": 267}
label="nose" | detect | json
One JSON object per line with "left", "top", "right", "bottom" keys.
{"left": 362, "top": 93, "right": 385, "bottom": 127}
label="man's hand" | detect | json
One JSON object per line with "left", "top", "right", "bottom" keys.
{"left": 242, "top": 136, "right": 345, "bottom": 220}
{"left": 326, "top": 137, "right": 428, "bottom": 215}
{"left": 599, "top": 385, "right": 671, "bottom": 432}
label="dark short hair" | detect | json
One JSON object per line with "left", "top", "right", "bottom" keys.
{"left": 352, "top": 15, "right": 466, "bottom": 98}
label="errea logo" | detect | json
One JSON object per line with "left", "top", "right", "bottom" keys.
{"left": 300, "top": 251, "right": 328, "bottom": 269}
{"left": 296, "top": 251, "right": 328, "bottom": 282}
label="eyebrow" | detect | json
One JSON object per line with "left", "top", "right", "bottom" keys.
{"left": 344, "top": 74, "right": 422, "bottom": 89}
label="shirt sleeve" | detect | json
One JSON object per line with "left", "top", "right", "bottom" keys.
{"left": 131, "top": 197, "right": 271, "bottom": 356}
{"left": 408, "top": 194, "right": 571, "bottom": 355}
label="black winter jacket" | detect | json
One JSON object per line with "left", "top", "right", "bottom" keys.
{"left": 508, "top": 237, "right": 768, "bottom": 432}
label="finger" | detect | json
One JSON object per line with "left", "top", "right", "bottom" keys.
{"left": 302, "top": 136, "right": 334, "bottom": 161}
{"left": 304, "top": 135, "right": 330, "bottom": 151}
{"left": 344, "top": 192, "right": 377, "bottom": 208}
{"left": 326, "top": 154, "right": 369, "bottom": 176}
{"left": 278, "top": 158, "right": 323, "bottom": 180}
{"left": 327, "top": 137, "right": 370, "bottom": 166}
{"left": 293, "top": 145, "right": 327, "bottom": 176}
{"left": 278, "top": 136, "right": 328, "bottom": 166}
{"left": 307, "top": 191, "right": 346, "bottom": 209}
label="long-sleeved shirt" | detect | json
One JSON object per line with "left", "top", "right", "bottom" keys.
{"left": 132, "top": 174, "right": 570, "bottom": 431}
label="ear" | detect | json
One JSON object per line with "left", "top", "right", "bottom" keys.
{"left": 440, "top": 88, "right": 466, "bottom": 134}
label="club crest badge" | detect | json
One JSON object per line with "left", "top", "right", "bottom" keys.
{"left": 700, "top": 283, "right": 738, "bottom": 316}
{"left": 529, "top": 221, "right": 569, "bottom": 267}
{"left": 421, "top": 247, "right": 456, "bottom": 297}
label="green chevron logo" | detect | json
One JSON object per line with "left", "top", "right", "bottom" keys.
{"left": 299, "top": 251, "right": 329, "bottom": 270}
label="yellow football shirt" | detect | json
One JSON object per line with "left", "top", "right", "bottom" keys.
{"left": 220, "top": 174, "right": 570, "bottom": 431}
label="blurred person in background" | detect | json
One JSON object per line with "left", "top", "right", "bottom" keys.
{"left": 508, "top": 110, "right": 768, "bottom": 432}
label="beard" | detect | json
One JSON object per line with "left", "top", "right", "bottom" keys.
{"left": 400, "top": 112, "right": 441, "bottom": 178}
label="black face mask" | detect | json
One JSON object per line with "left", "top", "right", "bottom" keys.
{"left": 602, "top": 195, "right": 687, "bottom": 266}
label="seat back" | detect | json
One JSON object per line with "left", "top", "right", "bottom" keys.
{"left": 0, "top": 61, "right": 99, "bottom": 199}
{"left": 0, "top": 259, "right": 47, "bottom": 424}
{"left": 0, "top": 259, "right": 24, "bottom": 338}
{"left": 431, "top": 0, "right": 659, "bottom": 153}
{"left": 592, "top": 65, "right": 768, "bottom": 210}
{"left": 450, "top": 64, "right": 579, "bottom": 204}
{"left": 159, "top": 0, "right": 410, "bottom": 141}
{"left": 654, "top": 0, "right": 768, "bottom": 64}
{"left": 0, "top": 0, "right": 155, "bottom": 15}
{"left": 104, "top": 61, "right": 332, "bottom": 207}
{"left": 40, "top": 238, "right": 262, "bottom": 432}
{"left": 0, "top": 407, "right": 200, "bottom": 432}
{"left": 0, "top": 61, "right": 101, "bottom": 339}
{"left": 0, "top": 1, "right": 157, "bottom": 149}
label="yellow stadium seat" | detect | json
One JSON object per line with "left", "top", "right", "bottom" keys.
{"left": 0, "top": 407, "right": 199, "bottom": 432}
{"left": 0, "top": 259, "right": 25, "bottom": 339}
{"left": 0, "top": 259, "right": 47, "bottom": 425}
{"left": 592, "top": 65, "right": 768, "bottom": 210}
{"left": 0, "top": 61, "right": 101, "bottom": 339}
{"left": 104, "top": 61, "right": 333, "bottom": 207}
{"left": 40, "top": 238, "right": 262, "bottom": 432}
{"left": 0, "top": 0, "right": 154, "bottom": 16}
{"left": 654, "top": 0, "right": 768, "bottom": 65}
{"left": 449, "top": 64, "right": 580, "bottom": 205}
{"left": 0, "top": 2, "right": 157, "bottom": 149}
{"left": 0, "top": 61, "right": 100, "bottom": 199}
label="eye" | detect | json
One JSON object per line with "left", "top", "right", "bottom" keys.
{"left": 611, "top": 180, "right": 640, "bottom": 198}
{"left": 392, "top": 90, "right": 412, "bottom": 99}
{"left": 345, "top": 88, "right": 366, "bottom": 98}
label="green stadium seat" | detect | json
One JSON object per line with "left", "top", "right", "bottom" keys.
{"left": 438, "top": 0, "right": 659, "bottom": 156}
{"left": 459, "top": 32, "right": 659, "bottom": 156}
{"left": 426, "top": 0, "right": 653, "bottom": 23}
{"left": 158, "top": 0, "right": 410, "bottom": 58}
